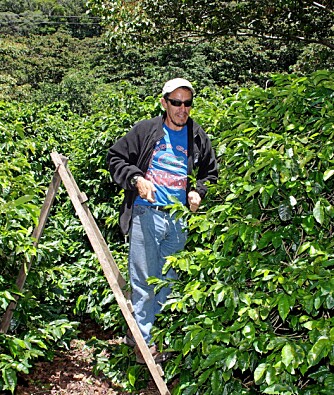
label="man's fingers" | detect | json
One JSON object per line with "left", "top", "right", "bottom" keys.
{"left": 189, "top": 202, "right": 199, "bottom": 212}
{"left": 188, "top": 191, "right": 201, "bottom": 212}
{"left": 146, "top": 188, "right": 156, "bottom": 203}
{"left": 137, "top": 179, "right": 156, "bottom": 202}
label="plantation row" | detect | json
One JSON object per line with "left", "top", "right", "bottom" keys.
{"left": 1, "top": 71, "right": 334, "bottom": 393}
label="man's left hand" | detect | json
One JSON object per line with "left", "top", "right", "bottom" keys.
{"left": 188, "top": 191, "right": 201, "bottom": 212}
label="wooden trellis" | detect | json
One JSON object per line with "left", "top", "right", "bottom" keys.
{"left": 0, "top": 151, "right": 170, "bottom": 395}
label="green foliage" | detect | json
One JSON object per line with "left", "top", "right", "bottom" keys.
{"left": 0, "top": 101, "right": 42, "bottom": 278}
{"left": 2, "top": 69, "right": 334, "bottom": 394}
{"left": 292, "top": 44, "right": 334, "bottom": 75}
{"left": 0, "top": 318, "right": 78, "bottom": 393}
{"left": 1, "top": 6, "right": 331, "bottom": 110}
{"left": 0, "top": 85, "right": 161, "bottom": 390}
{"left": 97, "top": 39, "right": 300, "bottom": 96}
{"left": 85, "top": 0, "right": 333, "bottom": 89}
{"left": 87, "top": 337, "right": 150, "bottom": 391}
{"left": 145, "top": 70, "right": 334, "bottom": 394}
{"left": 0, "top": 30, "right": 304, "bottom": 108}
{"left": 0, "top": 32, "right": 101, "bottom": 88}
{"left": 1, "top": 5, "right": 333, "bottom": 395}
{"left": 87, "top": 0, "right": 334, "bottom": 49}
{"left": 0, "top": 0, "right": 100, "bottom": 37}
{"left": 0, "top": 100, "right": 86, "bottom": 391}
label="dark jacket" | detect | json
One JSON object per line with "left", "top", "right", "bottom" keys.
{"left": 106, "top": 113, "right": 218, "bottom": 235}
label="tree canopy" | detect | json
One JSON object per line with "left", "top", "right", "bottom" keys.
{"left": 87, "top": 0, "right": 334, "bottom": 49}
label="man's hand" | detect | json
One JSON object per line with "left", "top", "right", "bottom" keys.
{"left": 136, "top": 176, "right": 156, "bottom": 203}
{"left": 188, "top": 190, "right": 201, "bottom": 212}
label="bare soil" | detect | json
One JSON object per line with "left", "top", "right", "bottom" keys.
{"left": 15, "top": 320, "right": 163, "bottom": 395}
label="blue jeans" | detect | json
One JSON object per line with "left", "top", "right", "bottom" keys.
{"left": 128, "top": 205, "right": 187, "bottom": 344}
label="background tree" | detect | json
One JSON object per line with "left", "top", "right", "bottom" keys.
{"left": 2, "top": 0, "right": 333, "bottom": 107}
{"left": 87, "top": 0, "right": 334, "bottom": 49}
{"left": 0, "top": 0, "right": 101, "bottom": 37}
{"left": 79, "top": 0, "right": 334, "bottom": 98}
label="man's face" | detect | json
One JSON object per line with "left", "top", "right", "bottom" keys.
{"left": 161, "top": 88, "right": 193, "bottom": 130}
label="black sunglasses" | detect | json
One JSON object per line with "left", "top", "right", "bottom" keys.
{"left": 166, "top": 98, "right": 193, "bottom": 107}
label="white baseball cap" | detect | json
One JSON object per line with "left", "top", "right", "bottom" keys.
{"left": 162, "top": 78, "right": 195, "bottom": 96}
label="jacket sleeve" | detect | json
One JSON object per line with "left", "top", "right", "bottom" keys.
{"left": 194, "top": 133, "right": 218, "bottom": 198}
{"left": 106, "top": 126, "right": 145, "bottom": 191}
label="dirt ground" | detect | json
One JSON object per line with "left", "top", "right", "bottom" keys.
{"left": 14, "top": 321, "right": 164, "bottom": 395}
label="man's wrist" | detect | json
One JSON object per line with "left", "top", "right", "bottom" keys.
{"left": 130, "top": 175, "right": 140, "bottom": 187}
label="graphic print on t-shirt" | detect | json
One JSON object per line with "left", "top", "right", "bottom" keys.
{"left": 135, "top": 124, "right": 188, "bottom": 206}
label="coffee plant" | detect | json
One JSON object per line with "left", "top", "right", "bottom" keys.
{"left": 150, "top": 70, "right": 334, "bottom": 394}
{"left": 1, "top": 71, "right": 334, "bottom": 393}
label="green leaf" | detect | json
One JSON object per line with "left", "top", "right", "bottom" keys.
{"left": 263, "top": 384, "right": 293, "bottom": 394}
{"left": 307, "top": 337, "right": 330, "bottom": 367}
{"left": 261, "top": 189, "right": 270, "bottom": 208}
{"left": 192, "top": 289, "right": 203, "bottom": 303}
{"left": 3, "top": 367, "right": 17, "bottom": 393}
{"left": 211, "top": 369, "right": 223, "bottom": 394}
{"left": 313, "top": 201, "right": 324, "bottom": 225}
{"left": 198, "top": 367, "right": 214, "bottom": 385}
{"left": 254, "top": 363, "right": 267, "bottom": 384}
{"left": 201, "top": 347, "right": 230, "bottom": 368}
{"left": 0, "top": 291, "right": 16, "bottom": 310}
{"left": 265, "top": 365, "right": 276, "bottom": 386}
{"left": 278, "top": 294, "right": 291, "bottom": 322}
{"left": 15, "top": 362, "right": 30, "bottom": 374}
{"left": 297, "top": 242, "right": 311, "bottom": 255}
{"left": 282, "top": 343, "right": 294, "bottom": 367}
{"left": 191, "top": 329, "right": 206, "bottom": 349}
{"left": 242, "top": 323, "right": 255, "bottom": 340}
{"left": 323, "top": 169, "right": 334, "bottom": 181}
{"left": 286, "top": 124, "right": 295, "bottom": 131}
{"left": 13, "top": 195, "right": 34, "bottom": 207}
{"left": 128, "top": 366, "right": 137, "bottom": 386}
{"left": 324, "top": 374, "right": 334, "bottom": 389}
{"left": 258, "top": 231, "right": 274, "bottom": 250}
{"left": 225, "top": 350, "right": 237, "bottom": 370}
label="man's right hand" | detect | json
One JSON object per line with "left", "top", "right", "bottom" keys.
{"left": 136, "top": 176, "right": 156, "bottom": 203}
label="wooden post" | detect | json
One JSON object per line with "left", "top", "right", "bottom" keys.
{"left": 0, "top": 164, "right": 64, "bottom": 334}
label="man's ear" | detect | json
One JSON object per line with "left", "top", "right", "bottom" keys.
{"left": 160, "top": 97, "right": 167, "bottom": 110}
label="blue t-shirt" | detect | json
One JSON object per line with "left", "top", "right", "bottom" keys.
{"left": 135, "top": 124, "right": 188, "bottom": 206}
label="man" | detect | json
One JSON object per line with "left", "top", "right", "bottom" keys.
{"left": 107, "top": 78, "right": 218, "bottom": 363}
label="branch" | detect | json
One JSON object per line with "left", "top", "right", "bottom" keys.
{"left": 311, "top": 1, "right": 334, "bottom": 13}
{"left": 237, "top": 30, "right": 334, "bottom": 49}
